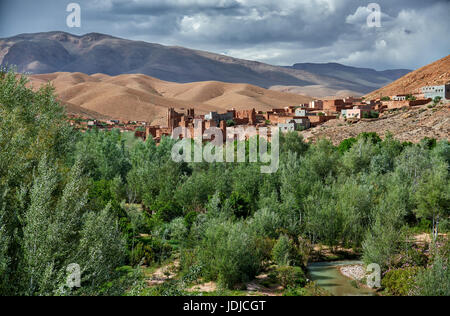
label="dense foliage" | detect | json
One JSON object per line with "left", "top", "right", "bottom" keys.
{"left": 0, "top": 69, "right": 126, "bottom": 295}
{"left": 0, "top": 70, "right": 448, "bottom": 296}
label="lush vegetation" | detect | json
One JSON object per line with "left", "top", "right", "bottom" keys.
{"left": 0, "top": 70, "right": 448, "bottom": 296}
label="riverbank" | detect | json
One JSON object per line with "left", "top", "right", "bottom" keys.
{"left": 307, "top": 261, "right": 376, "bottom": 296}
{"left": 310, "top": 245, "right": 360, "bottom": 262}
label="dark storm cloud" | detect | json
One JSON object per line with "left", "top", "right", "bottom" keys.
{"left": 0, "top": 0, "right": 449, "bottom": 70}
{"left": 109, "top": 0, "right": 245, "bottom": 16}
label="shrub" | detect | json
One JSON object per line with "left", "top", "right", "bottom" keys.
{"left": 357, "top": 132, "right": 382, "bottom": 144}
{"left": 433, "top": 96, "right": 442, "bottom": 105}
{"left": 272, "top": 235, "right": 301, "bottom": 266}
{"left": 276, "top": 266, "right": 306, "bottom": 288}
{"left": 382, "top": 267, "right": 421, "bottom": 296}
{"left": 147, "top": 279, "right": 186, "bottom": 296}
{"left": 227, "top": 191, "right": 252, "bottom": 219}
{"left": 254, "top": 237, "right": 276, "bottom": 262}
{"left": 370, "top": 111, "right": 380, "bottom": 119}
{"left": 152, "top": 200, "right": 183, "bottom": 222}
{"left": 394, "top": 245, "right": 428, "bottom": 268}
{"left": 130, "top": 242, "right": 154, "bottom": 266}
{"left": 226, "top": 120, "right": 235, "bottom": 127}
{"left": 167, "top": 217, "right": 188, "bottom": 241}
{"left": 337, "top": 138, "right": 357, "bottom": 154}
{"left": 184, "top": 211, "right": 198, "bottom": 231}
{"left": 439, "top": 217, "right": 450, "bottom": 233}
{"left": 283, "top": 286, "right": 309, "bottom": 296}
{"left": 414, "top": 256, "right": 449, "bottom": 296}
{"left": 249, "top": 208, "right": 282, "bottom": 239}
{"left": 130, "top": 238, "right": 173, "bottom": 266}
{"left": 198, "top": 221, "right": 263, "bottom": 289}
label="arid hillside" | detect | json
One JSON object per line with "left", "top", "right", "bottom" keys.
{"left": 301, "top": 102, "right": 449, "bottom": 145}
{"left": 366, "top": 55, "right": 450, "bottom": 99}
{"left": 28, "top": 72, "right": 313, "bottom": 125}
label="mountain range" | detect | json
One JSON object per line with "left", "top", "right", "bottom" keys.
{"left": 0, "top": 31, "right": 411, "bottom": 97}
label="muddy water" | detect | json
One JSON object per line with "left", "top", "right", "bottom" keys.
{"left": 307, "top": 261, "right": 376, "bottom": 296}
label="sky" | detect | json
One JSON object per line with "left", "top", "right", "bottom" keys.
{"left": 0, "top": 0, "right": 449, "bottom": 70}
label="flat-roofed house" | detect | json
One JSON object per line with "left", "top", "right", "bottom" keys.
{"left": 392, "top": 95, "right": 407, "bottom": 101}
{"left": 323, "top": 99, "right": 345, "bottom": 112}
{"left": 421, "top": 84, "right": 450, "bottom": 100}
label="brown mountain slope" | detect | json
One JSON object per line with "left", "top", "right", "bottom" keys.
{"left": 28, "top": 72, "right": 313, "bottom": 125}
{"left": 301, "top": 103, "right": 449, "bottom": 145}
{"left": 62, "top": 101, "right": 113, "bottom": 120}
{"left": 366, "top": 55, "right": 450, "bottom": 99}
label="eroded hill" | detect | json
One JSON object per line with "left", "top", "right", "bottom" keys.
{"left": 28, "top": 72, "right": 313, "bottom": 125}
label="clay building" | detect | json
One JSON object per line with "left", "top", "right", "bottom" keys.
{"left": 205, "top": 111, "right": 234, "bottom": 122}
{"left": 233, "top": 108, "right": 257, "bottom": 125}
{"left": 392, "top": 95, "right": 407, "bottom": 101}
{"left": 309, "top": 100, "right": 324, "bottom": 110}
{"left": 168, "top": 108, "right": 196, "bottom": 130}
{"left": 308, "top": 115, "right": 337, "bottom": 127}
{"left": 341, "top": 108, "right": 371, "bottom": 119}
{"left": 323, "top": 99, "right": 345, "bottom": 112}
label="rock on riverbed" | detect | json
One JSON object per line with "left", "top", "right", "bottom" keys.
{"left": 339, "top": 265, "right": 366, "bottom": 281}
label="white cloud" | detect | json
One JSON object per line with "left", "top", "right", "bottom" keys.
{"left": 337, "top": 2, "right": 450, "bottom": 69}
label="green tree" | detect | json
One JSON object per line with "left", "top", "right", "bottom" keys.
{"left": 280, "top": 132, "right": 309, "bottom": 157}
{"left": 414, "top": 162, "right": 450, "bottom": 241}
{"left": 304, "top": 186, "right": 343, "bottom": 248}
{"left": 300, "top": 139, "right": 340, "bottom": 182}
{"left": 0, "top": 70, "right": 127, "bottom": 295}
{"left": 227, "top": 191, "right": 252, "bottom": 219}
{"left": 337, "top": 138, "right": 357, "bottom": 154}
{"left": 249, "top": 208, "right": 282, "bottom": 239}
{"left": 75, "top": 204, "right": 126, "bottom": 293}
{"left": 342, "top": 138, "right": 379, "bottom": 175}
{"left": 198, "top": 220, "right": 262, "bottom": 288}
{"left": 272, "top": 235, "right": 297, "bottom": 266}
{"left": 363, "top": 184, "right": 408, "bottom": 270}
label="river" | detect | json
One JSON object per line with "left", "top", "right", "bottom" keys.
{"left": 307, "top": 261, "right": 377, "bottom": 296}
